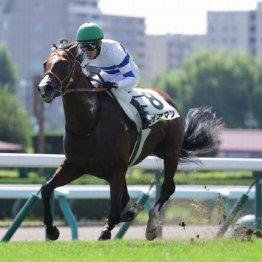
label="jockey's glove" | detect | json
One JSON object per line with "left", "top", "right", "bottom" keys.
{"left": 103, "top": 82, "right": 118, "bottom": 90}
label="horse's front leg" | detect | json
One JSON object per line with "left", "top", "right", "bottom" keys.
{"left": 41, "top": 180, "right": 59, "bottom": 240}
{"left": 98, "top": 170, "right": 127, "bottom": 240}
{"left": 41, "top": 160, "right": 83, "bottom": 240}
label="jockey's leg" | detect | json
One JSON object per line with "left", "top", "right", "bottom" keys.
{"left": 130, "top": 98, "right": 150, "bottom": 129}
{"left": 111, "top": 88, "right": 150, "bottom": 129}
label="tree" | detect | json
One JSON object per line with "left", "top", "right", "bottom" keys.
{"left": 0, "top": 44, "right": 18, "bottom": 91}
{"left": 252, "top": 58, "right": 262, "bottom": 128}
{"left": 0, "top": 44, "right": 31, "bottom": 148}
{"left": 0, "top": 85, "right": 31, "bottom": 148}
{"left": 154, "top": 49, "right": 256, "bottom": 128}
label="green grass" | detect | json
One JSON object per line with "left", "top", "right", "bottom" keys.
{"left": 0, "top": 239, "right": 261, "bottom": 261}
{"left": 0, "top": 168, "right": 254, "bottom": 185}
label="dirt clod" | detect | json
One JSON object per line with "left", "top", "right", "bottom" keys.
{"left": 179, "top": 221, "right": 186, "bottom": 229}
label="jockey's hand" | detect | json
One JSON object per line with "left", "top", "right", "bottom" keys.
{"left": 102, "top": 82, "right": 118, "bottom": 90}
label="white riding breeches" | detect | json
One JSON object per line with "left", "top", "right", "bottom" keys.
{"left": 111, "top": 86, "right": 133, "bottom": 103}
{"left": 111, "top": 87, "right": 142, "bottom": 129}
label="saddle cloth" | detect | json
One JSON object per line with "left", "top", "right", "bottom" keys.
{"left": 122, "top": 88, "right": 180, "bottom": 131}
{"left": 122, "top": 88, "right": 180, "bottom": 165}
{"left": 107, "top": 88, "right": 180, "bottom": 165}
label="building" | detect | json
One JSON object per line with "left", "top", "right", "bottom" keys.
{"left": 0, "top": 141, "right": 22, "bottom": 153}
{"left": 0, "top": 0, "right": 103, "bottom": 130}
{"left": 0, "top": 0, "right": 145, "bottom": 82}
{"left": 255, "top": 3, "right": 262, "bottom": 57}
{"left": 144, "top": 2, "right": 262, "bottom": 85}
{"left": 206, "top": 2, "right": 262, "bottom": 57}
{"left": 2, "top": 1, "right": 262, "bottom": 130}
{"left": 144, "top": 34, "right": 206, "bottom": 85}
{"left": 207, "top": 11, "right": 256, "bottom": 56}
{"left": 145, "top": 1, "right": 262, "bottom": 85}
{"left": 0, "top": 0, "right": 145, "bottom": 130}
{"left": 218, "top": 129, "right": 262, "bottom": 158}
{"left": 102, "top": 15, "right": 145, "bottom": 74}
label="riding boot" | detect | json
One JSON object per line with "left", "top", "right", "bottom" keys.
{"left": 130, "top": 98, "right": 150, "bottom": 129}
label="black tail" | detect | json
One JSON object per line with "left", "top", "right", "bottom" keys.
{"left": 180, "top": 107, "right": 223, "bottom": 161}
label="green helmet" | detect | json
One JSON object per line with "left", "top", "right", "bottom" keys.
{"left": 76, "top": 22, "right": 104, "bottom": 43}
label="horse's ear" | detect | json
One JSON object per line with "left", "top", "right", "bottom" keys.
{"left": 51, "top": 43, "right": 58, "bottom": 53}
{"left": 51, "top": 46, "right": 56, "bottom": 53}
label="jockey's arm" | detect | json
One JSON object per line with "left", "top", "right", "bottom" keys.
{"left": 89, "top": 44, "right": 139, "bottom": 89}
{"left": 110, "top": 46, "right": 139, "bottom": 89}
{"left": 112, "top": 71, "right": 138, "bottom": 89}
{"left": 89, "top": 71, "right": 110, "bottom": 87}
{"left": 91, "top": 64, "right": 138, "bottom": 89}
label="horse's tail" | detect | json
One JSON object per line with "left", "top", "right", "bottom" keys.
{"left": 179, "top": 106, "right": 223, "bottom": 162}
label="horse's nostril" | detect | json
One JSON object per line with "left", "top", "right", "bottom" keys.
{"left": 37, "top": 84, "right": 54, "bottom": 98}
{"left": 45, "top": 84, "right": 54, "bottom": 92}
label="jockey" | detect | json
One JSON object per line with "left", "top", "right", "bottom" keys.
{"left": 76, "top": 22, "right": 150, "bottom": 129}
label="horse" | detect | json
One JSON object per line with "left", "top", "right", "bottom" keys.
{"left": 37, "top": 40, "right": 222, "bottom": 241}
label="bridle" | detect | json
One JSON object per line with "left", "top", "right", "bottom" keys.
{"left": 44, "top": 46, "right": 107, "bottom": 96}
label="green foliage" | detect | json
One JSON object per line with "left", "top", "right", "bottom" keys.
{"left": 0, "top": 86, "right": 31, "bottom": 148}
{"left": 0, "top": 168, "right": 253, "bottom": 185}
{"left": 154, "top": 48, "right": 260, "bottom": 128}
{"left": 0, "top": 44, "right": 31, "bottom": 149}
{"left": 0, "top": 44, "right": 18, "bottom": 91}
{"left": 252, "top": 58, "right": 262, "bottom": 128}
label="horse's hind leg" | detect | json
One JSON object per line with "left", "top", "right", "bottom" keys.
{"left": 146, "top": 154, "right": 178, "bottom": 240}
{"left": 120, "top": 184, "right": 143, "bottom": 222}
{"left": 120, "top": 180, "right": 146, "bottom": 222}
{"left": 41, "top": 160, "right": 82, "bottom": 240}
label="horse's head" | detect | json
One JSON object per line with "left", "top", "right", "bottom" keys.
{"left": 38, "top": 40, "right": 81, "bottom": 103}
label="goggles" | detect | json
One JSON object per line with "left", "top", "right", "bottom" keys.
{"left": 79, "top": 42, "right": 97, "bottom": 52}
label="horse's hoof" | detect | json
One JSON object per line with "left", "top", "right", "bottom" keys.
{"left": 145, "top": 226, "right": 160, "bottom": 241}
{"left": 46, "top": 226, "right": 60, "bottom": 241}
{"left": 98, "top": 230, "right": 111, "bottom": 241}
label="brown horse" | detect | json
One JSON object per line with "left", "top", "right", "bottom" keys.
{"left": 38, "top": 40, "right": 222, "bottom": 241}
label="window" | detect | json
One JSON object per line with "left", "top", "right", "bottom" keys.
{"left": 33, "top": 0, "right": 43, "bottom": 12}
{"left": 249, "top": 37, "right": 256, "bottom": 44}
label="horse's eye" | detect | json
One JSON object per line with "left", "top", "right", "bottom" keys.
{"left": 61, "top": 61, "right": 70, "bottom": 69}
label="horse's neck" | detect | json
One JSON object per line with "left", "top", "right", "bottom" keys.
{"left": 62, "top": 78, "right": 100, "bottom": 135}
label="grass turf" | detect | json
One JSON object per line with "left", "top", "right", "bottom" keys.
{"left": 0, "top": 239, "right": 261, "bottom": 262}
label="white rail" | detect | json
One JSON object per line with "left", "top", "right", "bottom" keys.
{"left": 0, "top": 153, "right": 262, "bottom": 171}
{"left": 0, "top": 153, "right": 261, "bottom": 201}
{"left": 0, "top": 184, "right": 254, "bottom": 200}
{"left": 1, "top": 153, "right": 261, "bottom": 241}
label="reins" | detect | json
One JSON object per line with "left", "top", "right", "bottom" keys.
{"left": 63, "top": 76, "right": 108, "bottom": 95}
{"left": 63, "top": 86, "right": 107, "bottom": 95}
